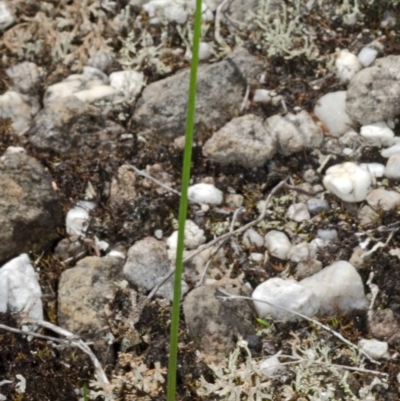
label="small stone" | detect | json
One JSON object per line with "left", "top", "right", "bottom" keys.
{"left": 359, "top": 163, "right": 386, "bottom": 178}
{"left": 0, "top": 1, "right": 14, "bottom": 31}
{"left": 166, "top": 220, "right": 206, "bottom": 250}
{"left": 314, "top": 91, "right": 354, "bottom": 137}
{"left": 368, "top": 309, "right": 400, "bottom": 340}
{"left": 294, "top": 259, "right": 323, "bottom": 280}
{"left": 253, "top": 89, "right": 272, "bottom": 103}
{"left": 300, "top": 260, "right": 368, "bottom": 316}
{"left": 303, "top": 169, "right": 320, "bottom": 184}
{"left": 349, "top": 246, "right": 371, "bottom": 269}
{"left": 358, "top": 205, "right": 379, "bottom": 226}
{"left": 260, "top": 355, "right": 285, "bottom": 378}
{"left": 317, "top": 229, "right": 338, "bottom": 241}
{"left": 6, "top": 62, "right": 40, "bottom": 94}
{"left": 288, "top": 242, "right": 317, "bottom": 263}
{"left": 335, "top": 49, "right": 362, "bottom": 83}
{"left": 225, "top": 194, "right": 244, "bottom": 208}
{"left": 306, "top": 198, "right": 330, "bottom": 215}
{"left": 198, "top": 42, "right": 212, "bottom": 61}
{"left": 252, "top": 277, "right": 320, "bottom": 322}
{"left": 287, "top": 203, "right": 310, "bottom": 222}
{"left": 250, "top": 253, "right": 264, "bottom": 262}
{"left": 366, "top": 188, "right": 400, "bottom": 211}
{"left": 243, "top": 229, "right": 265, "bottom": 248}
{"left": 188, "top": 183, "right": 223, "bottom": 205}
{"left": 360, "top": 122, "right": 395, "bottom": 147}
{"left": 109, "top": 70, "right": 144, "bottom": 98}
{"left": 358, "top": 339, "right": 389, "bottom": 360}
{"left": 381, "top": 142, "right": 400, "bottom": 158}
{"left": 65, "top": 202, "right": 95, "bottom": 237}
{"left": 323, "top": 162, "right": 372, "bottom": 202}
{"left": 264, "top": 230, "right": 292, "bottom": 260}
{"left": 358, "top": 47, "right": 378, "bottom": 68}
{"left": 385, "top": 154, "right": 400, "bottom": 179}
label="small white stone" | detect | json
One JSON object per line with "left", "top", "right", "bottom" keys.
{"left": 253, "top": 89, "right": 272, "bottom": 103}
{"left": 243, "top": 229, "right": 265, "bottom": 248}
{"left": 5, "top": 146, "right": 25, "bottom": 154}
{"left": 287, "top": 203, "right": 310, "bottom": 222}
{"left": 385, "top": 154, "right": 400, "bottom": 180}
{"left": 358, "top": 46, "right": 378, "bottom": 67}
{"left": 366, "top": 188, "right": 400, "bottom": 211}
{"left": 314, "top": 91, "right": 354, "bottom": 137}
{"left": 106, "top": 250, "right": 126, "bottom": 259}
{"left": 74, "top": 85, "right": 121, "bottom": 103}
{"left": 323, "top": 162, "right": 372, "bottom": 202}
{"left": 381, "top": 142, "right": 400, "bottom": 158}
{"left": 317, "top": 229, "right": 338, "bottom": 241}
{"left": 154, "top": 229, "right": 163, "bottom": 239}
{"left": 252, "top": 277, "right": 320, "bottom": 322}
{"left": 300, "top": 260, "right": 368, "bottom": 316}
{"left": 109, "top": 70, "right": 144, "bottom": 98}
{"left": 225, "top": 194, "right": 243, "bottom": 208}
{"left": 250, "top": 253, "right": 264, "bottom": 262}
{"left": 0, "top": 1, "right": 14, "bottom": 31}
{"left": 359, "top": 163, "right": 385, "bottom": 178}
{"left": 264, "top": 230, "right": 292, "bottom": 260}
{"left": 288, "top": 242, "right": 317, "bottom": 263}
{"left": 166, "top": 220, "right": 206, "bottom": 250}
{"left": 260, "top": 354, "right": 285, "bottom": 378}
{"left": 0, "top": 254, "right": 43, "bottom": 324}
{"left": 188, "top": 183, "right": 223, "bottom": 205}
{"left": 358, "top": 339, "right": 389, "bottom": 360}
{"left": 199, "top": 42, "right": 212, "bottom": 60}
{"left": 66, "top": 205, "right": 91, "bottom": 237}
{"left": 335, "top": 49, "right": 362, "bottom": 83}
{"left": 360, "top": 122, "right": 395, "bottom": 147}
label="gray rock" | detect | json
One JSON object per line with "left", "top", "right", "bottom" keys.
{"left": 58, "top": 255, "right": 124, "bottom": 333}
{"left": 306, "top": 198, "right": 330, "bottom": 214}
{"left": 183, "top": 284, "right": 255, "bottom": 360}
{"left": 346, "top": 56, "right": 400, "bottom": 125}
{"left": 0, "top": 151, "right": 62, "bottom": 263}
{"left": 132, "top": 48, "right": 263, "bottom": 142}
{"left": 123, "top": 237, "right": 170, "bottom": 292}
{"left": 202, "top": 114, "right": 277, "bottom": 168}
{"left": 294, "top": 259, "right": 323, "bottom": 281}
{"left": 358, "top": 205, "right": 379, "bottom": 227}
{"left": 265, "top": 111, "right": 323, "bottom": 155}
{"left": 368, "top": 309, "right": 400, "bottom": 341}
{"left": 28, "top": 96, "right": 125, "bottom": 155}
{"left": 300, "top": 260, "right": 368, "bottom": 316}
{"left": 6, "top": 62, "right": 41, "bottom": 94}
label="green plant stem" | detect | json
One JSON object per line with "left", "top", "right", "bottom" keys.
{"left": 166, "top": 1, "right": 203, "bottom": 400}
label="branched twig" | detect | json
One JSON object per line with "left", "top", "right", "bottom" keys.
{"left": 216, "top": 290, "right": 383, "bottom": 366}
{"left": 148, "top": 178, "right": 288, "bottom": 299}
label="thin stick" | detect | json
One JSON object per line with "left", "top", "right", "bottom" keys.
{"left": 215, "top": 0, "right": 231, "bottom": 44}
{"left": 148, "top": 178, "right": 288, "bottom": 299}
{"left": 216, "top": 290, "right": 380, "bottom": 365}
{"left": 128, "top": 165, "right": 181, "bottom": 196}
{"left": 26, "top": 319, "right": 109, "bottom": 385}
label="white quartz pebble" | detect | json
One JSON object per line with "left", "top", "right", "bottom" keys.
{"left": 0, "top": 254, "right": 43, "bottom": 325}
{"left": 335, "top": 49, "right": 362, "bottom": 83}
{"left": 300, "top": 261, "right": 368, "bottom": 315}
{"left": 358, "top": 339, "right": 389, "bottom": 360}
{"left": 188, "top": 183, "right": 223, "bottom": 205}
{"left": 323, "top": 162, "right": 372, "bottom": 202}
{"left": 243, "top": 228, "right": 265, "bottom": 248}
{"left": 166, "top": 220, "right": 206, "bottom": 250}
{"left": 0, "top": 1, "right": 14, "bottom": 31}
{"left": 287, "top": 203, "right": 310, "bottom": 222}
{"left": 360, "top": 122, "right": 395, "bottom": 147}
{"left": 260, "top": 355, "right": 285, "bottom": 378}
{"left": 253, "top": 89, "right": 273, "bottom": 103}
{"left": 264, "top": 230, "right": 292, "bottom": 260}
{"left": 381, "top": 142, "right": 400, "bottom": 158}
{"left": 358, "top": 46, "right": 378, "bottom": 67}
{"left": 109, "top": 70, "right": 145, "bottom": 98}
{"left": 252, "top": 278, "right": 320, "bottom": 322}
{"left": 385, "top": 154, "right": 400, "bottom": 180}
{"left": 65, "top": 202, "right": 95, "bottom": 236}
{"left": 359, "top": 163, "right": 385, "bottom": 178}
{"left": 314, "top": 91, "right": 354, "bottom": 137}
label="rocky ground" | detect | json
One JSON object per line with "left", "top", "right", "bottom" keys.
{"left": 1, "top": 0, "right": 400, "bottom": 400}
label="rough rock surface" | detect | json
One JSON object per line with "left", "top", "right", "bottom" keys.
{"left": 28, "top": 96, "right": 125, "bottom": 155}
{"left": 0, "top": 151, "right": 62, "bottom": 263}
{"left": 183, "top": 284, "right": 255, "bottom": 360}
{"left": 346, "top": 56, "right": 400, "bottom": 125}
{"left": 123, "top": 237, "right": 171, "bottom": 293}
{"left": 265, "top": 111, "right": 323, "bottom": 155}
{"left": 132, "top": 48, "right": 263, "bottom": 141}
{"left": 58, "top": 255, "right": 124, "bottom": 334}
{"left": 202, "top": 114, "right": 277, "bottom": 168}
{"left": 110, "top": 165, "right": 137, "bottom": 207}
{"left": 300, "top": 261, "right": 368, "bottom": 316}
